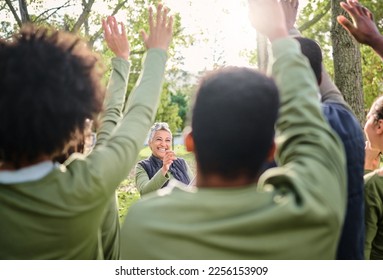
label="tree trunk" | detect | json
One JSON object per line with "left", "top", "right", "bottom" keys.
{"left": 5, "top": 0, "right": 22, "bottom": 27}
{"left": 257, "top": 33, "right": 269, "bottom": 74}
{"left": 18, "top": 0, "right": 30, "bottom": 23}
{"left": 331, "top": 0, "right": 365, "bottom": 124}
{"left": 71, "top": 0, "right": 95, "bottom": 33}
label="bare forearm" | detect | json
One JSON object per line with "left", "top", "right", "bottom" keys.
{"left": 369, "top": 35, "right": 383, "bottom": 60}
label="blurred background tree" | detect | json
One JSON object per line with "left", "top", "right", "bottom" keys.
{"left": 1, "top": 0, "right": 195, "bottom": 132}
{"left": 298, "top": 0, "right": 383, "bottom": 124}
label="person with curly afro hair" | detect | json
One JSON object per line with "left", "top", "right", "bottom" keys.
{"left": 0, "top": 3, "right": 173, "bottom": 259}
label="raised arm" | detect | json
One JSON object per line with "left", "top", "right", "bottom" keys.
{"left": 96, "top": 16, "right": 131, "bottom": 146}
{"left": 282, "top": 0, "right": 345, "bottom": 104}
{"left": 249, "top": 0, "right": 347, "bottom": 225}
{"left": 124, "top": 4, "right": 173, "bottom": 114}
{"left": 248, "top": 0, "right": 288, "bottom": 42}
{"left": 282, "top": 0, "right": 299, "bottom": 34}
{"left": 135, "top": 164, "right": 169, "bottom": 196}
{"left": 338, "top": 0, "right": 383, "bottom": 60}
{"left": 84, "top": 4, "right": 173, "bottom": 197}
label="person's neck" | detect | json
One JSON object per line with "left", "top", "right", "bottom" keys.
{"left": 196, "top": 173, "right": 257, "bottom": 188}
{"left": 151, "top": 154, "right": 164, "bottom": 161}
{"left": 0, "top": 155, "right": 52, "bottom": 171}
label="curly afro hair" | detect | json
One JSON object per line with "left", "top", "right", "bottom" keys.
{"left": 0, "top": 25, "right": 105, "bottom": 167}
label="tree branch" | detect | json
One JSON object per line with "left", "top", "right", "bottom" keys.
{"left": 5, "top": 0, "right": 22, "bottom": 27}
{"left": 34, "top": 0, "right": 72, "bottom": 23}
{"left": 88, "top": 0, "right": 129, "bottom": 46}
{"left": 298, "top": 1, "right": 331, "bottom": 32}
{"left": 71, "top": 0, "right": 95, "bottom": 33}
{"left": 18, "top": 0, "right": 30, "bottom": 23}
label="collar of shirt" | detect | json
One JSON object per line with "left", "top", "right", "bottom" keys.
{"left": 0, "top": 161, "right": 57, "bottom": 184}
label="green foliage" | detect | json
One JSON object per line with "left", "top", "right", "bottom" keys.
{"left": 362, "top": 45, "right": 383, "bottom": 109}
{"left": 360, "top": 0, "right": 383, "bottom": 109}
{"left": 299, "top": 0, "right": 333, "bottom": 75}
{"left": 1, "top": 0, "right": 194, "bottom": 132}
{"left": 0, "top": 20, "right": 14, "bottom": 38}
{"left": 154, "top": 83, "right": 182, "bottom": 133}
{"left": 171, "top": 91, "right": 189, "bottom": 130}
{"left": 117, "top": 187, "right": 140, "bottom": 224}
{"left": 298, "top": 0, "right": 383, "bottom": 112}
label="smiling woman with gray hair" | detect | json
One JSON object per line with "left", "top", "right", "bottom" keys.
{"left": 135, "top": 122, "right": 194, "bottom": 196}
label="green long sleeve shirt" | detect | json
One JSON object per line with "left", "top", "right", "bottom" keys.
{"left": 120, "top": 38, "right": 347, "bottom": 260}
{"left": 363, "top": 171, "right": 383, "bottom": 259}
{"left": 0, "top": 48, "right": 167, "bottom": 259}
{"left": 96, "top": 57, "right": 131, "bottom": 260}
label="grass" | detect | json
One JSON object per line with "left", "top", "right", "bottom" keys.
{"left": 117, "top": 145, "right": 195, "bottom": 224}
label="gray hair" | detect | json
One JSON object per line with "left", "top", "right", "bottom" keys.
{"left": 148, "top": 122, "right": 172, "bottom": 143}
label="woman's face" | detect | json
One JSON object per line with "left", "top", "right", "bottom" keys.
{"left": 149, "top": 130, "right": 172, "bottom": 160}
{"left": 364, "top": 105, "right": 382, "bottom": 150}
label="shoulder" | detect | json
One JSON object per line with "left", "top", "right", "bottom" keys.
{"left": 365, "top": 170, "right": 383, "bottom": 189}
{"left": 137, "top": 157, "right": 151, "bottom": 167}
{"left": 365, "top": 170, "right": 381, "bottom": 184}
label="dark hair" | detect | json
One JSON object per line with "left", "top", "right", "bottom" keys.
{"left": 0, "top": 25, "right": 104, "bottom": 167}
{"left": 294, "top": 37, "right": 323, "bottom": 84}
{"left": 191, "top": 67, "right": 279, "bottom": 181}
{"left": 371, "top": 96, "right": 383, "bottom": 121}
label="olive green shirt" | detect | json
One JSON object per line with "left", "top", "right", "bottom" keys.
{"left": 96, "top": 57, "right": 131, "bottom": 260}
{"left": 363, "top": 171, "right": 383, "bottom": 259}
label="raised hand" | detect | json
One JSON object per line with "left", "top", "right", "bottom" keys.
{"left": 281, "top": 0, "right": 299, "bottom": 30}
{"left": 141, "top": 4, "right": 174, "bottom": 51}
{"left": 337, "top": 0, "right": 381, "bottom": 46}
{"left": 248, "top": 0, "right": 288, "bottom": 42}
{"left": 102, "top": 16, "right": 130, "bottom": 60}
{"left": 338, "top": 0, "right": 383, "bottom": 59}
{"left": 161, "top": 150, "right": 177, "bottom": 176}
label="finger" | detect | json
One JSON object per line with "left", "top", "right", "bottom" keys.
{"left": 347, "top": 0, "right": 365, "bottom": 17}
{"left": 337, "top": 15, "right": 356, "bottom": 34}
{"left": 164, "top": 152, "right": 175, "bottom": 159}
{"left": 353, "top": 2, "right": 366, "bottom": 17}
{"left": 119, "top": 22, "right": 125, "bottom": 33}
{"left": 110, "top": 16, "right": 120, "bottom": 35}
{"left": 156, "top": 3, "right": 164, "bottom": 26}
{"left": 102, "top": 18, "right": 108, "bottom": 34}
{"left": 148, "top": 6, "right": 154, "bottom": 33}
{"left": 140, "top": 30, "right": 148, "bottom": 44}
{"left": 167, "top": 15, "right": 174, "bottom": 33}
{"left": 366, "top": 9, "right": 374, "bottom": 21}
{"left": 119, "top": 22, "right": 127, "bottom": 38}
{"left": 162, "top": 7, "right": 169, "bottom": 27}
{"left": 292, "top": 0, "right": 299, "bottom": 9}
{"left": 102, "top": 18, "right": 111, "bottom": 39}
{"left": 340, "top": 2, "right": 358, "bottom": 18}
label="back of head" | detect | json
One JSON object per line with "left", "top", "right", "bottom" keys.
{"left": 294, "top": 37, "right": 323, "bottom": 85}
{"left": 192, "top": 67, "right": 279, "bottom": 182}
{"left": 371, "top": 95, "right": 383, "bottom": 120}
{"left": 0, "top": 25, "right": 104, "bottom": 167}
